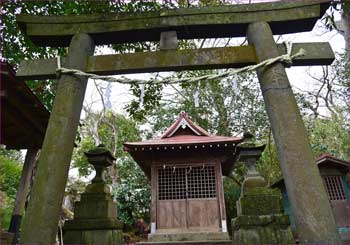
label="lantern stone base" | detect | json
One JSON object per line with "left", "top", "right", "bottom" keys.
{"left": 63, "top": 145, "right": 123, "bottom": 244}
{"left": 63, "top": 192, "right": 123, "bottom": 244}
{"left": 148, "top": 231, "right": 230, "bottom": 243}
{"left": 232, "top": 184, "right": 294, "bottom": 244}
{"left": 63, "top": 227, "right": 123, "bottom": 244}
{"left": 232, "top": 214, "right": 294, "bottom": 244}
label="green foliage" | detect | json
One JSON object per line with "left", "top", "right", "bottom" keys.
{"left": 223, "top": 177, "right": 241, "bottom": 235}
{"left": 72, "top": 111, "right": 140, "bottom": 176}
{"left": 72, "top": 110, "right": 150, "bottom": 226}
{"left": 334, "top": 52, "right": 350, "bottom": 101}
{"left": 113, "top": 158, "right": 151, "bottom": 225}
{"left": 0, "top": 147, "right": 23, "bottom": 163}
{"left": 148, "top": 70, "right": 269, "bottom": 138}
{"left": 125, "top": 83, "right": 163, "bottom": 122}
{"left": 0, "top": 192, "right": 15, "bottom": 229}
{"left": 0, "top": 155, "right": 22, "bottom": 229}
{"left": 307, "top": 115, "right": 350, "bottom": 160}
{"left": 0, "top": 155, "right": 22, "bottom": 199}
{"left": 1, "top": 0, "right": 173, "bottom": 110}
{"left": 256, "top": 141, "right": 282, "bottom": 187}
{"left": 72, "top": 135, "right": 96, "bottom": 176}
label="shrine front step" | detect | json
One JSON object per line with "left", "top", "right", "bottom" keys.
{"left": 139, "top": 240, "right": 231, "bottom": 245}
{"left": 146, "top": 231, "right": 230, "bottom": 243}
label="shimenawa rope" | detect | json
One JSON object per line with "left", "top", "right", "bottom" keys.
{"left": 56, "top": 42, "right": 305, "bottom": 85}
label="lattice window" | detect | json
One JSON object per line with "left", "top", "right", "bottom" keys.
{"left": 157, "top": 165, "right": 217, "bottom": 200}
{"left": 188, "top": 165, "right": 216, "bottom": 199}
{"left": 158, "top": 167, "right": 186, "bottom": 200}
{"left": 323, "top": 176, "right": 346, "bottom": 201}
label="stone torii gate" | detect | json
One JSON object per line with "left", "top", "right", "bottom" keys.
{"left": 15, "top": 1, "right": 340, "bottom": 244}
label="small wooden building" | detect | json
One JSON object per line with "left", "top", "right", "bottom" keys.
{"left": 272, "top": 154, "right": 350, "bottom": 242}
{"left": 1, "top": 61, "right": 50, "bottom": 244}
{"left": 124, "top": 112, "right": 243, "bottom": 241}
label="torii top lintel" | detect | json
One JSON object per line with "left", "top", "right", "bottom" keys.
{"left": 16, "top": 0, "right": 330, "bottom": 47}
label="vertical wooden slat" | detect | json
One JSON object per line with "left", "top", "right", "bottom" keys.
{"left": 151, "top": 164, "right": 157, "bottom": 233}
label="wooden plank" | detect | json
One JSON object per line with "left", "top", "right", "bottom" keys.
{"left": 16, "top": 42, "right": 335, "bottom": 80}
{"left": 187, "top": 199, "right": 219, "bottom": 229}
{"left": 16, "top": 1, "right": 330, "bottom": 47}
{"left": 151, "top": 164, "right": 157, "bottom": 232}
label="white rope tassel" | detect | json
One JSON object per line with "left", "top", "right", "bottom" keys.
{"left": 139, "top": 84, "right": 145, "bottom": 107}
{"left": 56, "top": 42, "right": 305, "bottom": 85}
{"left": 57, "top": 55, "right": 61, "bottom": 69}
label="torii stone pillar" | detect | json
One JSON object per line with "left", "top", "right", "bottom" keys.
{"left": 20, "top": 33, "right": 95, "bottom": 244}
{"left": 247, "top": 22, "right": 341, "bottom": 244}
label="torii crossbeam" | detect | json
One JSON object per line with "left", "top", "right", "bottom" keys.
{"left": 16, "top": 0, "right": 340, "bottom": 244}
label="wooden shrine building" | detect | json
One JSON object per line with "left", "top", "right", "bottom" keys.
{"left": 0, "top": 62, "right": 50, "bottom": 244}
{"left": 272, "top": 154, "right": 350, "bottom": 242}
{"left": 124, "top": 112, "right": 243, "bottom": 242}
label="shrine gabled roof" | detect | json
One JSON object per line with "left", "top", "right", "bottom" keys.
{"left": 123, "top": 112, "right": 244, "bottom": 178}
{"left": 123, "top": 112, "right": 243, "bottom": 149}
{"left": 1, "top": 62, "right": 50, "bottom": 150}
{"left": 316, "top": 153, "right": 350, "bottom": 168}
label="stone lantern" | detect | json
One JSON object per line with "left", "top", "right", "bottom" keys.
{"left": 63, "top": 144, "right": 123, "bottom": 244}
{"left": 232, "top": 145, "right": 294, "bottom": 244}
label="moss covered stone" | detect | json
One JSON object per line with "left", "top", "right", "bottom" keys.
{"left": 63, "top": 146, "right": 123, "bottom": 244}
{"left": 238, "top": 193, "right": 281, "bottom": 216}
{"left": 233, "top": 184, "right": 294, "bottom": 244}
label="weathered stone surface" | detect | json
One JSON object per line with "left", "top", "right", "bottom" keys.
{"left": 85, "top": 182, "right": 111, "bottom": 193}
{"left": 16, "top": 42, "right": 335, "bottom": 80}
{"left": 64, "top": 229, "right": 123, "bottom": 244}
{"left": 232, "top": 224, "right": 294, "bottom": 244}
{"left": 237, "top": 194, "right": 281, "bottom": 216}
{"left": 233, "top": 214, "right": 290, "bottom": 228}
{"left": 148, "top": 231, "right": 230, "bottom": 242}
{"left": 247, "top": 21, "right": 341, "bottom": 244}
{"left": 241, "top": 176, "right": 266, "bottom": 191}
{"left": 64, "top": 218, "right": 123, "bottom": 230}
{"left": 74, "top": 193, "right": 117, "bottom": 219}
{"left": 16, "top": 1, "right": 329, "bottom": 46}
{"left": 81, "top": 230, "right": 123, "bottom": 244}
{"left": 63, "top": 146, "right": 123, "bottom": 244}
{"left": 233, "top": 187, "right": 294, "bottom": 244}
{"left": 20, "top": 33, "right": 95, "bottom": 244}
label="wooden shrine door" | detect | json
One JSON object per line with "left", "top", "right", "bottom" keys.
{"left": 323, "top": 175, "right": 350, "bottom": 228}
{"left": 156, "top": 164, "right": 220, "bottom": 232}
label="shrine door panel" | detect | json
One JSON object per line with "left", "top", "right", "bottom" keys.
{"left": 187, "top": 199, "right": 219, "bottom": 229}
{"left": 323, "top": 175, "right": 350, "bottom": 227}
{"left": 157, "top": 167, "right": 187, "bottom": 229}
{"left": 187, "top": 165, "right": 219, "bottom": 230}
{"left": 157, "top": 200, "right": 187, "bottom": 229}
{"left": 157, "top": 165, "right": 219, "bottom": 231}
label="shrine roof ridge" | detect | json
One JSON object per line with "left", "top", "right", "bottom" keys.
{"left": 124, "top": 112, "right": 243, "bottom": 151}
{"left": 16, "top": 0, "right": 330, "bottom": 47}
{"left": 124, "top": 135, "right": 243, "bottom": 149}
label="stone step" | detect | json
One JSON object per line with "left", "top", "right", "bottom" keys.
{"left": 147, "top": 231, "right": 231, "bottom": 243}
{"left": 139, "top": 240, "right": 232, "bottom": 244}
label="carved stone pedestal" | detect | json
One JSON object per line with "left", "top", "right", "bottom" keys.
{"left": 63, "top": 145, "right": 123, "bottom": 244}
{"left": 232, "top": 146, "right": 294, "bottom": 244}
{"left": 232, "top": 187, "right": 294, "bottom": 244}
